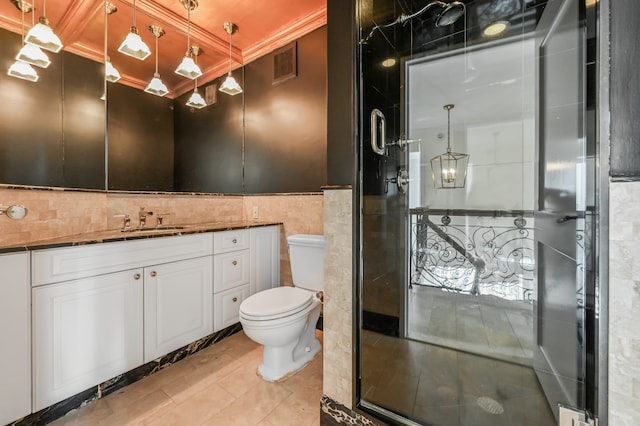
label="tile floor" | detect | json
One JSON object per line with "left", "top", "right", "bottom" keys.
{"left": 361, "top": 330, "right": 555, "bottom": 426}
{"left": 50, "top": 331, "right": 323, "bottom": 426}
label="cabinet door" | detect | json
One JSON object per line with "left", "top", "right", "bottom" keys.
{"left": 144, "top": 256, "right": 213, "bottom": 362}
{"left": 0, "top": 252, "right": 31, "bottom": 425}
{"left": 214, "top": 284, "right": 249, "bottom": 332}
{"left": 213, "top": 249, "right": 250, "bottom": 293}
{"left": 33, "top": 269, "right": 144, "bottom": 411}
{"left": 250, "top": 226, "right": 280, "bottom": 295}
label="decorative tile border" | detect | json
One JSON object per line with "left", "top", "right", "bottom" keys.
{"left": 320, "top": 395, "right": 384, "bottom": 426}
{"left": 11, "top": 323, "right": 242, "bottom": 426}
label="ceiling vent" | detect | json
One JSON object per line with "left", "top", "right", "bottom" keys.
{"left": 272, "top": 42, "right": 297, "bottom": 85}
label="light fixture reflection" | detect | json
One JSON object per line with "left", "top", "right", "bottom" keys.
{"left": 105, "top": 57, "right": 121, "bottom": 83}
{"left": 8, "top": 60, "right": 39, "bottom": 82}
{"left": 25, "top": 0, "right": 63, "bottom": 54}
{"left": 186, "top": 87, "right": 206, "bottom": 109}
{"left": 144, "top": 25, "right": 169, "bottom": 97}
{"left": 105, "top": 3, "right": 121, "bottom": 83}
{"left": 118, "top": 0, "right": 150, "bottom": 60}
{"left": 16, "top": 43, "right": 50, "bottom": 68}
{"left": 219, "top": 22, "right": 242, "bottom": 96}
{"left": 175, "top": 0, "right": 202, "bottom": 79}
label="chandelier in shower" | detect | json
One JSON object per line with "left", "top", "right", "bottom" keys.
{"left": 431, "top": 104, "right": 469, "bottom": 189}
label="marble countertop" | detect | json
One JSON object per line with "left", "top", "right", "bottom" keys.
{"left": 0, "top": 221, "right": 282, "bottom": 254}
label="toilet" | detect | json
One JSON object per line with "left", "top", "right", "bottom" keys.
{"left": 239, "top": 234, "right": 325, "bottom": 381}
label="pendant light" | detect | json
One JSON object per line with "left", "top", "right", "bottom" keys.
{"left": 218, "top": 22, "right": 242, "bottom": 96}
{"left": 24, "top": 0, "right": 63, "bottom": 53}
{"left": 186, "top": 46, "right": 206, "bottom": 109}
{"left": 144, "top": 25, "right": 169, "bottom": 97}
{"left": 8, "top": 1, "right": 39, "bottom": 82}
{"left": 16, "top": 3, "right": 50, "bottom": 69}
{"left": 175, "top": 0, "right": 202, "bottom": 79}
{"left": 431, "top": 104, "right": 470, "bottom": 189}
{"left": 118, "top": 0, "right": 151, "bottom": 60}
{"left": 105, "top": 2, "right": 121, "bottom": 83}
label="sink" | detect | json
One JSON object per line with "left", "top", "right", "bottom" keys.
{"left": 121, "top": 226, "right": 186, "bottom": 233}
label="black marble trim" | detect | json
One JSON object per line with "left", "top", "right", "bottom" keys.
{"left": 10, "top": 323, "right": 242, "bottom": 426}
{"left": 321, "top": 395, "right": 386, "bottom": 426}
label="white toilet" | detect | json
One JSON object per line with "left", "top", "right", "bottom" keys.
{"left": 239, "top": 234, "right": 325, "bottom": 381}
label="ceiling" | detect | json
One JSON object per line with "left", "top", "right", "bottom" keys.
{"left": 0, "top": 0, "right": 326, "bottom": 97}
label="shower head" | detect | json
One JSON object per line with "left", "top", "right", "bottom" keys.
{"left": 435, "top": 1, "right": 465, "bottom": 27}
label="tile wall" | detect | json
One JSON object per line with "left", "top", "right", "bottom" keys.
{"left": 0, "top": 187, "right": 323, "bottom": 287}
{"left": 608, "top": 181, "right": 640, "bottom": 425}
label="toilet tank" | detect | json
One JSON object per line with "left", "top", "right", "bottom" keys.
{"left": 287, "top": 234, "right": 326, "bottom": 291}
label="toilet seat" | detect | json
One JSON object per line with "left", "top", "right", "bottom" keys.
{"left": 240, "top": 286, "right": 314, "bottom": 321}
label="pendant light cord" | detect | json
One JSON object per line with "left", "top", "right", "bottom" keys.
{"left": 41, "top": 0, "right": 45, "bottom": 18}
{"left": 187, "top": 1, "right": 191, "bottom": 55}
{"left": 228, "top": 30, "right": 232, "bottom": 74}
{"left": 20, "top": 3, "right": 24, "bottom": 44}
{"left": 447, "top": 107, "right": 451, "bottom": 153}
{"left": 132, "top": 0, "right": 136, "bottom": 26}
{"left": 155, "top": 34, "right": 158, "bottom": 73}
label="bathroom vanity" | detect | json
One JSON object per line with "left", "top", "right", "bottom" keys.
{"left": 0, "top": 223, "right": 279, "bottom": 424}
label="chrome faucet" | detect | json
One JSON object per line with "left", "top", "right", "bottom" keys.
{"left": 138, "top": 207, "right": 153, "bottom": 228}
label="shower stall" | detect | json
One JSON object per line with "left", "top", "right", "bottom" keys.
{"left": 356, "top": 0, "right": 600, "bottom": 425}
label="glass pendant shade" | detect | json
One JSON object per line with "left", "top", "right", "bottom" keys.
{"left": 219, "top": 73, "right": 242, "bottom": 96}
{"left": 144, "top": 73, "right": 169, "bottom": 97}
{"left": 25, "top": 18, "right": 63, "bottom": 53}
{"left": 186, "top": 87, "right": 206, "bottom": 109}
{"left": 431, "top": 104, "right": 469, "bottom": 189}
{"left": 7, "top": 60, "right": 39, "bottom": 82}
{"left": 16, "top": 43, "right": 50, "bottom": 68}
{"left": 105, "top": 58, "right": 121, "bottom": 83}
{"left": 175, "top": 54, "right": 202, "bottom": 79}
{"left": 118, "top": 28, "right": 151, "bottom": 60}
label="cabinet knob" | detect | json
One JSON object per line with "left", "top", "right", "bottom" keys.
{"left": 150, "top": 271, "right": 157, "bottom": 277}
{"left": 232, "top": 297, "right": 238, "bottom": 302}
{"left": 134, "top": 273, "right": 141, "bottom": 280}
{"left": 232, "top": 238, "right": 238, "bottom": 244}
{"left": 232, "top": 260, "right": 238, "bottom": 266}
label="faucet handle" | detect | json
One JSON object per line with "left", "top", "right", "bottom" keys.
{"left": 156, "top": 213, "right": 171, "bottom": 228}
{"left": 113, "top": 214, "right": 131, "bottom": 230}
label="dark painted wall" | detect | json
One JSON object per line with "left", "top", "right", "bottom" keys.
{"left": 173, "top": 72, "right": 244, "bottom": 194}
{"left": 0, "top": 28, "right": 104, "bottom": 189}
{"left": 107, "top": 83, "right": 174, "bottom": 191}
{"left": 327, "top": 0, "right": 356, "bottom": 186}
{"left": 610, "top": 0, "right": 640, "bottom": 179}
{"left": 243, "top": 26, "right": 327, "bottom": 193}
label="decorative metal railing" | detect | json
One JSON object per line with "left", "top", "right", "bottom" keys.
{"left": 410, "top": 208, "right": 535, "bottom": 301}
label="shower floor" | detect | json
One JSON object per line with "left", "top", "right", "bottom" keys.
{"left": 361, "top": 330, "right": 555, "bottom": 426}
{"left": 407, "top": 285, "right": 534, "bottom": 366}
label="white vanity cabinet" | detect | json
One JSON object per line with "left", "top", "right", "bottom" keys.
{"left": 31, "top": 233, "right": 213, "bottom": 411}
{"left": 213, "top": 230, "right": 250, "bottom": 332}
{"left": 144, "top": 256, "right": 213, "bottom": 362}
{"left": 32, "top": 269, "right": 144, "bottom": 411}
{"left": 0, "top": 252, "right": 31, "bottom": 425}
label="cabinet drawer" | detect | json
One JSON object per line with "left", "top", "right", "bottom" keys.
{"left": 214, "top": 284, "right": 249, "bottom": 332}
{"left": 214, "top": 249, "right": 250, "bottom": 293}
{"left": 213, "top": 229, "right": 249, "bottom": 254}
{"left": 32, "top": 233, "right": 213, "bottom": 286}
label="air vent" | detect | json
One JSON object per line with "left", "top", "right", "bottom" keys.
{"left": 272, "top": 42, "right": 297, "bottom": 85}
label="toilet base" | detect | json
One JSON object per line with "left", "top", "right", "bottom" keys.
{"left": 256, "top": 304, "right": 322, "bottom": 382}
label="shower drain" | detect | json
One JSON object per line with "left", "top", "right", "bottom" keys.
{"left": 477, "top": 396, "right": 504, "bottom": 415}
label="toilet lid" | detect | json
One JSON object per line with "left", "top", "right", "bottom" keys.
{"left": 240, "top": 286, "right": 313, "bottom": 320}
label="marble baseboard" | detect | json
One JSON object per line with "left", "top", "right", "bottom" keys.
{"left": 11, "top": 323, "right": 242, "bottom": 426}
{"left": 320, "top": 395, "right": 386, "bottom": 426}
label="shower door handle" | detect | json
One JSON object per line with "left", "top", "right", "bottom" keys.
{"left": 371, "top": 108, "right": 386, "bottom": 155}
